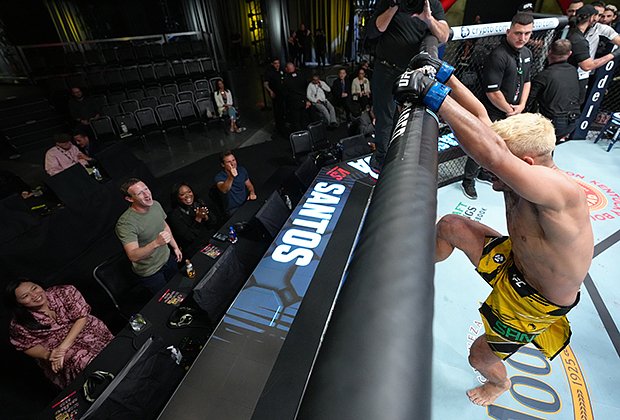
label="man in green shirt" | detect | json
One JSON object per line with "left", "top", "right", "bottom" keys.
{"left": 115, "top": 178, "right": 182, "bottom": 293}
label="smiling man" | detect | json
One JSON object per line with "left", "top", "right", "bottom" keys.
{"left": 115, "top": 178, "right": 182, "bottom": 293}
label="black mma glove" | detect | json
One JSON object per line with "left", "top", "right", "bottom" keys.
{"left": 393, "top": 70, "right": 451, "bottom": 112}
{"left": 408, "top": 52, "right": 455, "bottom": 84}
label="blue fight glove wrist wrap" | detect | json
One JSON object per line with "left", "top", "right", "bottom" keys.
{"left": 435, "top": 62, "right": 455, "bottom": 84}
{"left": 423, "top": 82, "right": 451, "bottom": 112}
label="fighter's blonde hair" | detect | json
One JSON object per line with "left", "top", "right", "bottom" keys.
{"left": 491, "top": 113, "right": 556, "bottom": 158}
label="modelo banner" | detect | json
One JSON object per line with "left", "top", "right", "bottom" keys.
{"left": 572, "top": 55, "right": 620, "bottom": 139}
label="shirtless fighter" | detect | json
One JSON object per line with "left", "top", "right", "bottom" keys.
{"left": 396, "top": 53, "right": 594, "bottom": 406}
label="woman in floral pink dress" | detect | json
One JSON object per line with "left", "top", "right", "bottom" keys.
{"left": 6, "top": 280, "right": 113, "bottom": 388}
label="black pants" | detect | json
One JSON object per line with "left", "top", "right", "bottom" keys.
{"left": 273, "top": 95, "right": 286, "bottom": 134}
{"left": 372, "top": 61, "right": 404, "bottom": 168}
{"left": 552, "top": 114, "right": 577, "bottom": 141}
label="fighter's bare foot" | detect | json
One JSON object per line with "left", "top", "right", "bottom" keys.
{"left": 466, "top": 379, "right": 511, "bottom": 406}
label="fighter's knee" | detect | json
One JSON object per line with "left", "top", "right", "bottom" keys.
{"left": 436, "top": 214, "right": 466, "bottom": 238}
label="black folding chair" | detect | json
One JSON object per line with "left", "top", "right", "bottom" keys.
{"left": 113, "top": 113, "right": 140, "bottom": 138}
{"left": 177, "top": 91, "right": 195, "bottom": 103}
{"left": 178, "top": 81, "right": 195, "bottom": 93}
{"left": 121, "top": 66, "right": 142, "bottom": 88}
{"left": 289, "top": 130, "right": 313, "bottom": 162}
{"left": 162, "top": 83, "right": 179, "bottom": 96}
{"left": 158, "top": 93, "right": 177, "bottom": 106}
{"left": 145, "top": 85, "right": 163, "bottom": 98}
{"left": 138, "top": 64, "right": 156, "bottom": 84}
{"left": 135, "top": 107, "right": 161, "bottom": 134}
{"left": 139, "top": 96, "right": 158, "bottom": 110}
{"left": 148, "top": 43, "right": 165, "bottom": 61}
{"left": 307, "top": 120, "right": 330, "bottom": 150}
{"left": 107, "top": 91, "right": 127, "bottom": 105}
{"left": 185, "top": 59, "right": 203, "bottom": 78}
{"left": 171, "top": 61, "right": 187, "bottom": 79}
{"left": 93, "top": 252, "right": 152, "bottom": 317}
{"left": 208, "top": 76, "right": 224, "bottom": 93}
{"left": 154, "top": 62, "right": 173, "bottom": 83}
{"left": 126, "top": 88, "right": 145, "bottom": 100}
{"left": 121, "top": 99, "right": 140, "bottom": 114}
{"left": 90, "top": 116, "right": 117, "bottom": 142}
{"left": 156, "top": 103, "right": 181, "bottom": 131}
{"left": 194, "top": 79, "right": 210, "bottom": 92}
{"left": 175, "top": 100, "right": 201, "bottom": 128}
{"left": 196, "top": 98, "right": 218, "bottom": 122}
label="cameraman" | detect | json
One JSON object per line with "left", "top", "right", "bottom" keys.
{"left": 366, "top": 0, "right": 449, "bottom": 172}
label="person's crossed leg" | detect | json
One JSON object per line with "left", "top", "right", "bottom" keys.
{"left": 436, "top": 214, "right": 511, "bottom": 406}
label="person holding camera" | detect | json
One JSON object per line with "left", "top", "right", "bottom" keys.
{"left": 366, "top": 0, "right": 449, "bottom": 173}
{"left": 168, "top": 182, "right": 219, "bottom": 257}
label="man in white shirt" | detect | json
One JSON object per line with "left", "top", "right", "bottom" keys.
{"left": 44, "top": 133, "right": 91, "bottom": 176}
{"left": 306, "top": 74, "right": 338, "bottom": 127}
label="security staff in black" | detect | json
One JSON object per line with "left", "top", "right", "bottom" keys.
{"left": 264, "top": 58, "right": 285, "bottom": 136}
{"left": 461, "top": 12, "right": 533, "bottom": 200}
{"left": 366, "top": 0, "right": 449, "bottom": 172}
{"left": 528, "top": 40, "right": 581, "bottom": 141}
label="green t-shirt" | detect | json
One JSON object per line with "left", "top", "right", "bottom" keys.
{"left": 115, "top": 200, "right": 170, "bottom": 277}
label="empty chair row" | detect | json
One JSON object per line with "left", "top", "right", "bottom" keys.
{"left": 99, "top": 90, "right": 213, "bottom": 115}
{"left": 23, "top": 41, "right": 211, "bottom": 76}
{"left": 87, "top": 78, "right": 221, "bottom": 104}
{"left": 90, "top": 99, "right": 219, "bottom": 141}
{"left": 49, "top": 59, "right": 218, "bottom": 93}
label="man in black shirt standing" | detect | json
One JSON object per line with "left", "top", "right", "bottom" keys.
{"left": 282, "top": 62, "right": 311, "bottom": 133}
{"left": 528, "top": 40, "right": 581, "bottom": 141}
{"left": 461, "top": 12, "right": 533, "bottom": 200}
{"left": 366, "top": 0, "right": 449, "bottom": 172}
{"left": 263, "top": 57, "right": 285, "bottom": 136}
{"left": 567, "top": 5, "right": 620, "bottom": 106}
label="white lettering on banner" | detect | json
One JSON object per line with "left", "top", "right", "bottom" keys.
{"left": 347, "top": 156, "right": 379, "bottom": 180}
{"left": 574, "top": 58, "right": 616, "bottom": 137}
{"left": 272, "top": 182, "right": 345, "bottom": 267}
{"left": 390, "top": 105, "right": 412, "bottom": 144}
{"left": 453, "top": 18, "right": 560, "bottom": 40}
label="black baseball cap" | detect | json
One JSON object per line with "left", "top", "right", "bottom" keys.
{"left": 576, "top": 4, "right": 598, "bottom": 17}
{"left": 518, "top": 2, "right": 534, "bottom": 12}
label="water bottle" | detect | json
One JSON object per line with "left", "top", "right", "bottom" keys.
{"left": 284, "top": 194, "right": 292, "bottom": 210}
{"left": 185, "top": 259, "right": 196, "bottom": 279}
{"left": 92, "top": 167, "right": 102, "bottom": 181}
{"left": 228, "top": 225, "right": 238, "bottom": 244}
{"left": 120, "top": 121, "right": 128, "bottom": 134}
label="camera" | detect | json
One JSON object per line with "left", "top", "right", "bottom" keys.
{"left": 400, "top": 0, "right": 424, "bottom": 14}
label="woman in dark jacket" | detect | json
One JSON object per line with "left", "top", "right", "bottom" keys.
{"left": 168, "top": 182, "right": 218, "bottom": 256}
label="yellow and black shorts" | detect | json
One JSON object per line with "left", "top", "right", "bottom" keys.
{"left": 476, "top": 236, "right": 579, "bottom": 360}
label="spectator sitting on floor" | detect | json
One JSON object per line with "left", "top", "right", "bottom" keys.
{"left": 351, "top": 68, "right": 372, "bottom": 111}
{"left": 528, "top": 39, "right": 581, "bottom": 142}
{"left": 215, "top": 151, "right": 257, "bottom": 216}
{"left": 6, "top": 279, "right": 113, "bottom": 389}
{"left": 213, "top": 80, "right": 245, "bottom": 133}
{"left": 116, "top": 178, "right": 182, "bottom": 293}
{"left": 68, "top": 87, "right": 99, "bottom": 128}
{"left": 306, "top": 73, "right": 338, "bottom": 127}
{"left": 168, "top": 182, "right": 219, "bottom": 257}
{"left": 44, "top": 133, "right": 91, "bottom": 176}
{"left": 331, "top": 68, "right": 353, "bottom": 122}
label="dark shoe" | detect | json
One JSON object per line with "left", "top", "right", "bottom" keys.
{"left": 476, "top": 170, "right": 494, "bottom": 185}
{"left": 461, "top": 182, "right": 477, "bottom": 199}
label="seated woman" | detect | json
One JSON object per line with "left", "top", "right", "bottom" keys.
{"left": 213, "top": 79, "right": 246, "bottom": 133}
{"left": 6, "top": 280, "right": 114, "bottom": 389}
{"left": 351, "top": 68, "right": 372, "bottom": 111}
{"left": 168, "top": 182, "right": 219, "bottom": 257}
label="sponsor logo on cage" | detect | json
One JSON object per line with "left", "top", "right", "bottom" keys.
{"left": 466, "top": 319, "right": 592, "bottom": 419}
{"left": 451, "top": 201, "right": 487, "bottom": 222}
{"left": 493, "top": 253, "right": 505, "bottom": 264}
{"left": 567, "top": 172, "right": 620, "bottom": 221}
{"left": 453, "top": 18, "right": 559, "bottom": 40}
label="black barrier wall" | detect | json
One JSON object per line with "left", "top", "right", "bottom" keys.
{"left": 297, "top": 106, "right": 439, "bottom": 420}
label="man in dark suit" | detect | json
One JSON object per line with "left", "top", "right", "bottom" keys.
{"left": 331, "top": 68, "right": 352, "bottom": 122}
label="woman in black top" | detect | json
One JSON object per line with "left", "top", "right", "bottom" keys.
{"left": 168, "top": 183, "right": 218, "bottom": 257}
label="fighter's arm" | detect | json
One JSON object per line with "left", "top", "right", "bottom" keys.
{"left": 414, "top": 0, "right": 450, "bottom": 43}
{"left": 438, "top": 95, "right": 576, "bottom": 209}
{"left": 444, "top": 75, "right": 492, "bottom": 126}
